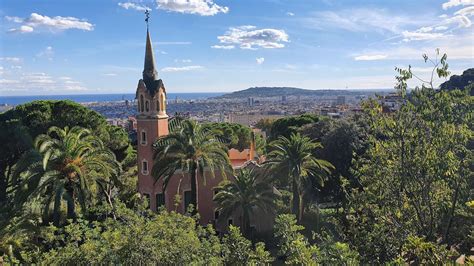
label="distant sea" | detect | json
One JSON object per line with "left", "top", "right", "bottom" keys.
{"left": 0, "top": 93, "right": 224, "bottom": 106}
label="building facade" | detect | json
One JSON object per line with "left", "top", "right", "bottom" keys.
{"left": 135, "top": 28, "right": 274, "bottom": 234}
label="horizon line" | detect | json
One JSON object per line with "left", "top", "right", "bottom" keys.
{"left": 0, "top": 87, "right": 396, "bottom": 97}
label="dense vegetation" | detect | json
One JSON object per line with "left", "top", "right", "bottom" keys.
{"left": 0, "top": 52, "right": 472, "bottom": 264}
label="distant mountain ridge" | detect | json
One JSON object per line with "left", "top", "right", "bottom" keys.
{"left": 214, "top": 87, "right": 390, "bottom": 99}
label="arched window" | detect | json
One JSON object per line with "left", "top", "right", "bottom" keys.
{"left": 145, "top": 100, "right": 149, "bottom": 112}
{"left": 142, "top": 160, "right": 149, "bottom": 175}
{"left": 140, "top": 95, "right": 144, "bottom": 112}
{"left": 141, "top": 130, "right": 147, "bottom": 145}
{"left": 160, "top": 91, "right": 166, "bottom": 113}
{"left": 156, "top": 100, "right": 160, "bottom": 112}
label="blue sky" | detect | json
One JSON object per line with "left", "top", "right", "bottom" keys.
{"left": 0, "top": 0, "right": 473, "bottom": 95}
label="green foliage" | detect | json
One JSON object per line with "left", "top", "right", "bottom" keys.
{"left": 399, "top": 235, "right": 456, "bottom": 265}
{"left": 299, "top": 118, "right": 367, "bottom": 204}
{"left": 220, "top": 226, "right": 274, "bottom": 265}
{"left": 214, "top": 168, "right": 276, "bottom": 237}
{"left": 0, "top": 100, "right": 134, "bottom": 219}
{"left": 250, "top": 242, "right": 274, "bottom": 265}
{"left": 202, "top": 122, "right": 267, "bottom": 156}
{"left": 255, "top": 118, "right": 275, "bottom": 133}
{"left": 267, "top": 133, "right": 333, "bottom": 221}
{"left": 346, "top": 52, "right": 473, "bottom": 263}
{"left": 25, "top": 204, "right": 220, "bottom": 264}
{"left": 222, "top": 225, "right": 253, "bottom": 264}
{"left": 269, "top": 114, "right": 319, "bottom": 140}
{"left": 3, "top": 202, "right": 272, "bottom": 265}
{"left": 203, "top": 122, "right": 253, "bottom": 151}
{"left": 274, "top": 214, "right": 319, "bottom": 265}
{"left": 0, "top": 100, "right": 133, "bottom": 167}
{"left": 16, "top": 126, "right": 121, "bottom": 225}
{"left": 318, "top": 241, "right": 360, "bottom": 266}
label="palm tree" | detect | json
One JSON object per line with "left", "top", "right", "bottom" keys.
{"left": 213, "top": 168, "right": 275, "bottom": 237}
{"left": 18, "top": 126, "right": 120, "bottom": 225}
{"left": 267, "top": 133, "right": 333, "bottom": 222}
{"left": 152, "top": 120, "right": 232, "bottom": 212}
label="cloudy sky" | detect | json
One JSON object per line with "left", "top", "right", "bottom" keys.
{"left": 0, "top": 0, "right": 473, "bottom": 95}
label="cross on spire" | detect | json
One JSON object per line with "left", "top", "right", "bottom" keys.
{"left": 145, "top": 10, "right": 150, "bottom": 29}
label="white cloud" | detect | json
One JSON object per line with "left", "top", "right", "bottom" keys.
{"left": 36, "top": 46, "right": 54, "bottom": 60}
{"left": 401, "top": 30, "right": 447, "bottom": 41}
{"left": 6, "top": 13, "right": 93, "bottom": 33}
{"left": 391, "top": 3, "right": 474, "bottom": 43}
{"left": 161, "top": 65, "right": 204, "bottom": 72}
{"left": 304, "top": 8, "right": 431, "bottom": 33}
{"left": 8, "top": 25, "right": 34, "bottom": 33}
{"left": 287, "top": 12, "right": 295, "bottom": 16}
{"left": 256, "top": 57, "right": 265, "bottom": 64}
{"left": 455, "top": 6, "right": 474, "bottom": 15}
{"left": 5, "top": 16, "right": 23, "bottom": 23}
{"left": 174, "top": 59, "right": 192, "bottom": 63}
{"left": 0, "top": 70, "right": 89, "bottom": 93}
{"left": 118, "top": 2, "right": 150, "bottom": 11}
{"left": 211, "top": 45, "right": 235, "bottom": 49}
{"left": 418, "top": 26, "right": 433, "bottom": 32}
{"left": 443, "top": 14, "right": 472, "bottom": 27}
{"left": 354, "top": 54, "right": 388, "bottom": 61}
{"left": 353, "top": 33, "right": 474, "bottom": 61}
{"left": 0, "top": 57, "right": 22, "bottom": 63}
{"left": 435, "top": 25, "right": 449, "bottom": 30}
{"left": 103, "top": 73, "right": 118, "bottom": 76}
{"left": 0, "top": 79, "right": 20, "bottom": 85}
{"left": 156, "top": 0, "right": 229, "bottom": 16}
{"left": 442, "top": 0, "right": 474, "bottom": 9}
{"left": 216, "top": 25, "right": 289, "bottom": 50}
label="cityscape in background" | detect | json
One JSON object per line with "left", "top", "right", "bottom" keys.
{"left": 0, "top": 87, "right": 401, "bottom": 137}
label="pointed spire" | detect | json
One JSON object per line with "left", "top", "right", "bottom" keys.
{"left": 143, "top": 29, "right": 158, "bottom": 81}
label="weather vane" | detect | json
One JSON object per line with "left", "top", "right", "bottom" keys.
{"left": 145, "top": 9, "right": 150, "bottom": 29}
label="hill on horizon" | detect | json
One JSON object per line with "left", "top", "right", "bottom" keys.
{"left": 213, "top": 87, "right": 392, "bottom": 99}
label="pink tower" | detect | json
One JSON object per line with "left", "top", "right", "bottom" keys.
{"left": 136, "top": 28, "right": 169, "bottom": 210}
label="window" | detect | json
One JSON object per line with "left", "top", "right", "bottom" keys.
{"left": 156, "top": 100, "right": 160, "bottom": 112}
{"left": 140, "top": 95, "right": 144, "bottom": 112}
{"left": 143, "top": 193, "right": 150, "bottom": 208}
{"left": 142, "top": 160, "right": 148, "bottom": 175}
{"left": 184, "top": 191, "right": 192, "bottom": 211}
{"left": 156, "top": 193, "right": 165, "bottom": 210}
{"left": 145, "top": 100, "right": 149, "bottom": 112}
{"left": 141, "top": 131, "right": 147, "bottom": 145}
{"left": 228, "top": 219, "right": 233, "bottom": 226}
{"left": 214, "top": 210, "right": 220, "bottom": 220}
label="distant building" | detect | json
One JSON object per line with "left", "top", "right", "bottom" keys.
{"left": 128, "top": 116, "right": 137, "bottom": 131}
{"left": 380, "top": 93, "right": 403, "bottom": 113}
{"left": 229, "top": 112, "right": 285, "bottom": 126}
{"left": 336, "top": 96, "right": 345, "bottom": 106}
{"left": 247, "top": 97, "right": 254, "bottom": 107}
